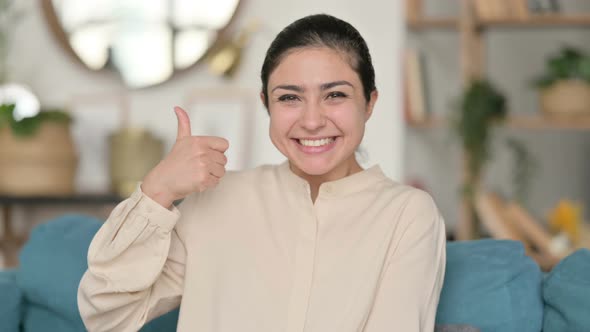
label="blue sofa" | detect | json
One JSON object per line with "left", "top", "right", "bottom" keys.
{"left": 0, "top": 214, "right": 589, "bottom": 332}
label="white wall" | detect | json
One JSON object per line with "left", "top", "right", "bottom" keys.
{"left": 6, "top": 0, "right": 404, "bottom": 181}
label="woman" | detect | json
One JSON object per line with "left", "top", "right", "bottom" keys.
{"left": 78, "top": 14, "right": 446, "bottom": 332}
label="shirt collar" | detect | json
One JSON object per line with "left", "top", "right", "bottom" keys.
{"left": 277, "top": 160, "right": 387, "bottom": 197}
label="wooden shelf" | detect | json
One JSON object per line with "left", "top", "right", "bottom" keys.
{"left": 407, "top": 15, "right": 590, "bottom": 31}
{"left": 407, "top": 17, "right": 458, "bottom": 30}
{"left": 405, "top": 2, "right": 590, "bottom": 240}
{"left": 480, "top": 14, "right": 590, "bottom": 28}
{"left": 506, "top": 114, "right": 590, "bottom": 129}
{"left": 406, "top": 116, "right": 446, "bottom": 129}
{"left": 407, "top": 114, "right": 590, "bottom": 130}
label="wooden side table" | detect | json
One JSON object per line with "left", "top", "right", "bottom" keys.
{"left": 0, "top": 193, "right": 122, "bottom": 267}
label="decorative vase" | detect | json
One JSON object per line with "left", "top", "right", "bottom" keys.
{"left": 0, "top": 121, "right": 78, "bottom": 196}
{"left": 540, "top": 79, "right": 590, "bottom": 117}
{"left": 109, "top": 127, "right": 164, "bottom": 198}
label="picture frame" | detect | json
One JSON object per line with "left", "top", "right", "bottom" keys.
{"left": 184, "top": 87, "right": 256, "bottom": 171}
{"left": 67, "top": 91, "right": 129, "bottom": 193}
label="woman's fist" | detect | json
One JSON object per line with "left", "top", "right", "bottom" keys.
{"left": 141, "top": 106, "right": 229, "bottom": 208}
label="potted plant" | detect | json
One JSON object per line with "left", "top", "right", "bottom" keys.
{"left": 450, "top": 79, "right": 536, "bottom": 238}
{"left": 0, "top": 103, "right": 78, "bottom": 196}
{"left": 451, "top": 79, "right": 507, "bottom": 189}
{"left": 449, "top": 80, "right": 507, "bottom": 238}
{"left": 533, "top": 47, "right": 590, "bottom": 117}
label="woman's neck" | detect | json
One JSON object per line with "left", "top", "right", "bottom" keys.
{"left": 290, "top": 159, "right": 363, "bottom": 203}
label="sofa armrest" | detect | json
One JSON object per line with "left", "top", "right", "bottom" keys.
{"left": 0, "top": 269, "right": 23, "bottom": 332}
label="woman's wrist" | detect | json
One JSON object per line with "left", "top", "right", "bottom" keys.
{"left": 140, "top": 180, "right": 176, "bottom": 210}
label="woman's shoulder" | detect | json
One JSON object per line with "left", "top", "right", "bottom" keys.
{"left": 372, "top": 178, "right": 439, "bottom": 215}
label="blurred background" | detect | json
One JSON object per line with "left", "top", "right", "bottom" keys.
{"left": 0, "top": 0, "right": 403, "bottom": 268}
{"left": 0, "top": 0, "right": 588, "bottom": 272}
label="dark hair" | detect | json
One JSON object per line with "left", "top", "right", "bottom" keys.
{"left": 260, "top": 14, "right": 376, "bottom": 108}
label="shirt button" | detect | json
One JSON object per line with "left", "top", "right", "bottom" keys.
{"left": 324, "top": 185, "right": 332, "bottom": 194}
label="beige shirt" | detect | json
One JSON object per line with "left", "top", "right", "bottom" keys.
{"left": 78, "top": 161, "right": 446, "bottom": 332}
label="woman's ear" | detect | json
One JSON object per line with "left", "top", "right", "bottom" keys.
{"left": 365, "top": 90, "right": 378, "bottom": 121}
{"left": 259, "top": 92, "right": 266, "bottom": 107}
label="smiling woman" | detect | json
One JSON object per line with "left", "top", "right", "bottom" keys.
{"left": 41, "top": 0, "right": 241, "bottom": 88}
{"left": 77, "top": 14, "right": 446, "bottom": 332}
{"left": 265, "top": 48, "right": 376, "bottom": 199}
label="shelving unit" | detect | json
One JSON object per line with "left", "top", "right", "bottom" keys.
{"left": 407, "top": 17, "right": 458, "bottom": 30}
{"left": 410, "top": 114, "right": 590, "bottom": 130}
{"left": 406, "top": 0, "right": 590, "bottom": 241}
{"left": 409, "top": 14, "right": 590, "bottom": 30}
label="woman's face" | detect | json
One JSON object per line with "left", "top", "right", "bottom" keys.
{"left": 265, "top": 47, "right": 377, "bottom": 179}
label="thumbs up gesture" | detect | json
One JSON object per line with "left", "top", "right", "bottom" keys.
{"left": 141, "top": 106, "right": 229, "bottom": 208}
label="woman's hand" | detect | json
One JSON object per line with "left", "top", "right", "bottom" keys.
{"left": 141, "top": 106, "right": 229, "bottom": 208}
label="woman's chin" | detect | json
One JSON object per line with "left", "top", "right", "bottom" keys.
{"left": 289, "top": 158, "right": 336, "bottom": 177}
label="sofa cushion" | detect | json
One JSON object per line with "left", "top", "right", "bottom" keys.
{"left": 0, "top": 269, "right": 22, "bottom": 332}
{"left": 435, "top": 324, "right": 480, "bottom": 332}
{"left": 436, "top": 239, "right": 543, "bottom": 332}
{"left": 22, "top": 302, "right": 83, "bottom": 332}
{"left": 16, "top": 213, "right": 180, "bottom": 331}
{"left": 543, "top": 248, "right": 590, "bottom": 332}
{"left": 17, "top": 214, "right": 102, "bottom": 325}
{"left": 22, "top": 302, "right": 179, "bottom": 332}
{"left": 142, "top": 309, "right": 180, "bottom": 332}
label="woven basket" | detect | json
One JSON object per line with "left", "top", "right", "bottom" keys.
{"left": 540, "top": 79, "right": 590, "bottom": 117}
{"left": 0, "top": 122, "right": 78, "bottom": 196}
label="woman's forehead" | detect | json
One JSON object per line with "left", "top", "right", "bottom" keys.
{"left": 269, "top": 47, "right": 360, "bottom": 89}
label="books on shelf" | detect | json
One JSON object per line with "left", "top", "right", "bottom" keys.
{"left": 504, "top": 201, "right": 554, "bottom": 255}
{"left": 403, "top": 48, "right": 429, "bottom": 125}
{"left": 474, "top": 0, "right": 530, "bottom": 20}
{"left": 405, "top": 0, "right": 422, "bottom": 21}
{"left": 474, "top": 190, "right": 569, "bottom": 270}
{"left": 474, "top": 191, "right": 530, "bottom": 245}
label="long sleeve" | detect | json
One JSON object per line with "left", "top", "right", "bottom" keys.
{"left": 78, "top": 186, "right": 191, "bottom": 332}
{"left": 363, "top": 191, "right": 447, "bottom": 332}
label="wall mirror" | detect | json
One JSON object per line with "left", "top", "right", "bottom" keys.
{"left": 41, "top": 0, "right": 241, "bottom": 88}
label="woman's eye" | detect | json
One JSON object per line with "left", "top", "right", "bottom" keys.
{"left": 278, "top": 94, "right": 299, "bottom": 102}
{"left": 327, "top": 91, "right": 347, "bottom": 99}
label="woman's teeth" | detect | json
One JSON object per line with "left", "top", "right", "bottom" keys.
{"left": 298, "top": 137, "right": 335, "bottom": 147}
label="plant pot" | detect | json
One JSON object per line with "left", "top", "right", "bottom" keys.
{"left": 0, "top": 122, "right": 78, "bottom": 196}
{"left": 540, "top": 79, "right": 590, "bottom": 117}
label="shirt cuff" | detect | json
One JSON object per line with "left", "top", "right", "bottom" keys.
{"left": 126, "top": 183, "right": 181, "bottom": 232}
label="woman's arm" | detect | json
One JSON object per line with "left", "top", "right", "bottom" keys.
{"left": 77, "top": 186, "right": 193, "bottom": 332}
{"left": 363, "top": 191, "right": 447, "bottom": 332}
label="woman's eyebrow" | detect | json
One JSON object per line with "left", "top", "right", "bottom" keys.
{"left": 271, "top": 81, "right": 353, "bottom": 93}
{"left": 271, "top": 84, "right": 304, "bottom": 93}
{"left": 320, "top": 80, "right": 353, "bottom": 90}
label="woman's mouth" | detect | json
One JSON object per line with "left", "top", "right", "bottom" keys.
{"left": 293, "top": 137, "right": 338, "bottom": 154}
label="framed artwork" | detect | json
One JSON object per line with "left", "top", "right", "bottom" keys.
{"left": 184, "top": 87, "right": 256, "bottom": 171}
{"left": 67, "top": 92, "right": 129, "bottom": 193}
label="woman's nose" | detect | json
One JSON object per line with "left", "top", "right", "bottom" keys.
{"left": 300, "top": 103, "right": 327, "bottom": 131}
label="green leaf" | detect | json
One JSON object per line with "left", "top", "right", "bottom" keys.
{"left": 451, "top": 79, "right": 507, "bottom": 184}
{"left": 0, "top": 103, "right": 15, "bottom": 127}
{"left": 0, "top": 103, "right": 70, "bottom": 137}
{"left": 535, "top": 46, "right": 590, "bottom": 87}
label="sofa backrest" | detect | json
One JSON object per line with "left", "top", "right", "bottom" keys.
{"left": 21, "top": 214, "right": 590, "bottom": 332}
{"left": 543, "top": 248, "right": 590, "bottom": 331}
{"left": 0, "top": 269, "right": 22, "bottom": 332}
{"left": 16, "top": 214, "right": 178, "bottom": 332}
{"left": 436, "top": 239, "right": 544, "bottom": 332}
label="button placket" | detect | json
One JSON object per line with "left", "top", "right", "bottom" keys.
{"left": 284, "top": 186, "right": 318, "bottom": 332}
